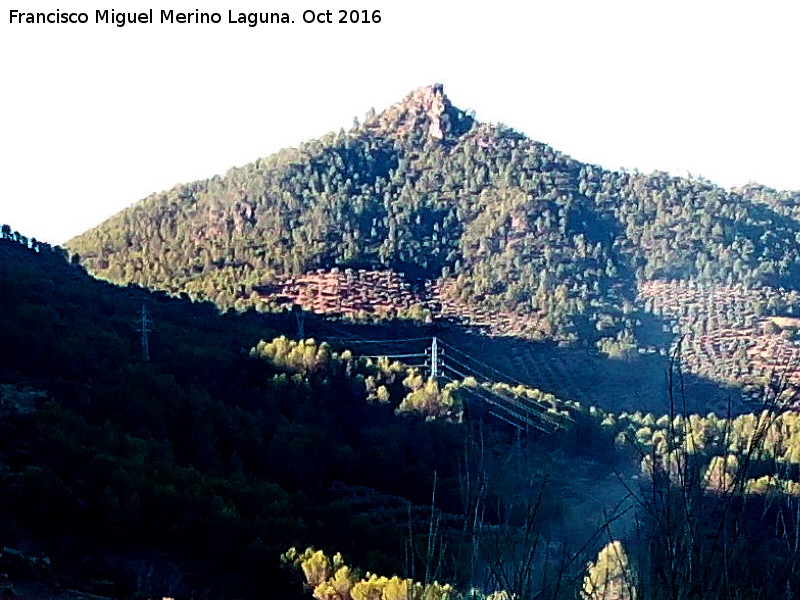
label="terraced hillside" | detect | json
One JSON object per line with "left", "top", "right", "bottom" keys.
{"left": 640, "top": 280, "right": 800, "bottom": 397}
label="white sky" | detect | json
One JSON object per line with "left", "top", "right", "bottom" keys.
{"left": 1, "top": 0, "right": 799, "bottom": 245}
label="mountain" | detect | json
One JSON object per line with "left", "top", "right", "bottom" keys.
{"left": 66, "top": 86, "right": 800, "bottom": 351}
{"left": 7, "top": 81, "right": 800, "bottom": 595}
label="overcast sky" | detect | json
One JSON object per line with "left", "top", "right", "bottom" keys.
{"left": 2, "top": 0, "right": 798, "bottom": 244}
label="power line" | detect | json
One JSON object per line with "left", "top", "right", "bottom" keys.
{"left": 439, "top": 373, "right": 458, "bottom": 385}
{"left": 328, "top": 337, "right": 431, "bottom": 345}
{"left": 440, "top": 339, "right": 541, "bottom": 392}
{"left": 331, "top": 334, "right": 568, "bottom": 433}
{"left": 441, "top": 353, "right": 564, "bottom": 430}
{"left": 136, "top": 304, "right": 151, "bottom": 362}
{"left": 438, "top": 340, "right": 539, "bottom": 390}
{"left": 486, "top": 409, "right": 530, "bottom": 430}
{"left": 453, "top": 379, "right": 560, "bottom": 431}
{"left": 440, "top": 363, "right": 541, "bottom": 426}
{"left": 440, "top": 353, "right": 487, "bottom": 379}
{"left": 439, "top": 341, "right": 571, "bottom": 424}
{"left": 454, "top": 380, "right": 552, "bottom": 433}
{"left": 430, "top": 336, "right": 440, "bottom": 381}
{"left": 360, "top": 353, "right": 428, "bottom": 359}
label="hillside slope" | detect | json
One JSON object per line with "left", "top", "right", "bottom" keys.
{"left": 3, "top": 228, "right": 650, "bottom": 599}
{"left": 0, "top": 232, "right": 488, "bottom": 597}
{"left": 67, "top": 85, "right": 800, "bottom": 352}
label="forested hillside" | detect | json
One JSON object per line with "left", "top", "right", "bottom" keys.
{"left": 8, "top": 227, "right": 800, "bottom": 599}
{"left": 67, "top": 85, "right": 800, "bottom": 352}
{"left": 12, "top": 84, "right": 800, "bottom": 599}
{"left": 0, "top": 232, "right": 469, "bottom": 597}
{"left": 0, "top": 229, "right": 608, "bottom": 598}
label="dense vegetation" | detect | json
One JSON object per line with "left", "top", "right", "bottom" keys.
{"left": 10, "top": 85, "right": 800, "bottom": 599}
{"left": 283, "top": 373, "right": 800, "bottom": 600}
{"left": 0, "top": 231, "right": 466, "bottom": 597}
{"left": 0, "top": 229, "right": 616, "bottom": 598}
{"left": 7, "top": 226, "right": 800, "bottom": 599}
{"left": 65, "top": 85, "right": 800, "bottom": 349}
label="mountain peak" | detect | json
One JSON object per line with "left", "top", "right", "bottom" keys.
{"left": 405, "top": 84, "right": 448, "bottom": 139}
{"left": 374, "top": 83, "right": 474, "bottom": 141}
